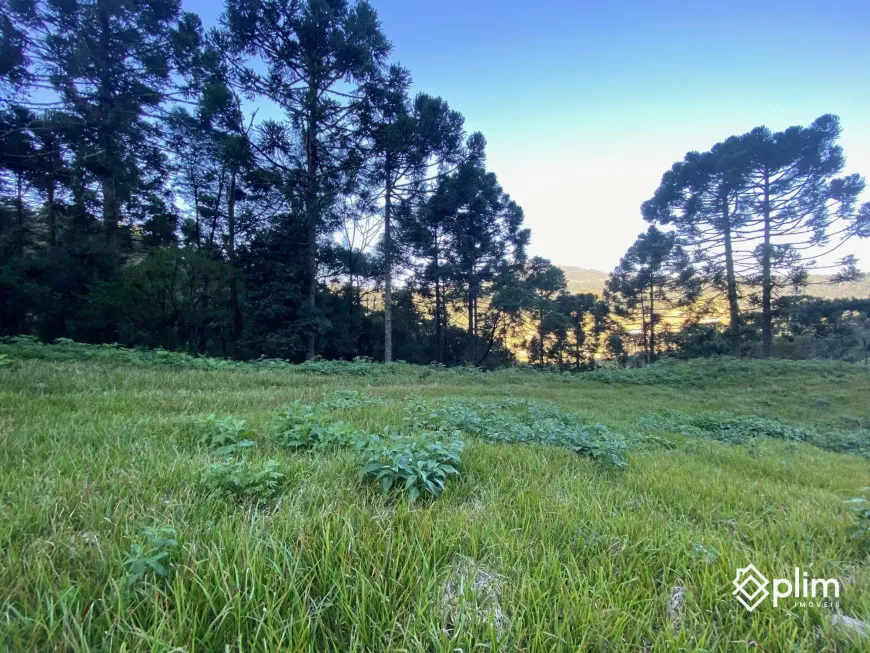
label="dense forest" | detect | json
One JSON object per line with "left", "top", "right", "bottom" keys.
{"left": 1, "top": 0, "right": 869, "bottom": 367}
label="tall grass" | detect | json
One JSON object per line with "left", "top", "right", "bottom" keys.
{"left": 1, "top": 341, "right": 869, "bottom": 650}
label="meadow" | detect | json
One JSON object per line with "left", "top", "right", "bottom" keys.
{"left": 1, "top": 338, "right": 870, "bottom": 651}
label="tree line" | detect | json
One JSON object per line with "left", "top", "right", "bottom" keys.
{"left": 1, "top": 0, "right": 868, "bottom": 367}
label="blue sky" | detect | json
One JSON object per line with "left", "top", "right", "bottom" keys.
{"left": 189, "top": 0, "right": 870, "bottom": 272}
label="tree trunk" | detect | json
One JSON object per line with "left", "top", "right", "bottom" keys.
{"left": 539, "top": 306, "right": 545, "bottom": 369}
{"left": 304, "top": 94, "right": 319, "bottom": 359}
{"left": 227, "top": 168, "right": 242, "bottom": 355}
{"left": 13, "top": 174, "right": 24, "bottom": 256}
{"left": 648, "top": 283, "right": 656, "bottom": 363}
{"left": 467, "top": 270, "right": 476, "bottom": 362}
{"left": 47, "top": 172, "right": 56, "bottom": 248}
{"left": 102, "top": 177, "right": 119, "bottom": 252}
{"left": 640, "top": 298, "right": 649, "bottom": 364}
{"left": 97, "top": 6, "right": 118, "bottom": 256}
{"left": 16, "top": 173, "right": 23, "bottom": 224}
{"left": 193, "top": 183, "right": 201, "bottom": 248}
{"left": 383, "top": 170, "right": 393, "bottom": 363}
{"left": 434, "top": 245, "right": 443, "bottom": 364}
{"left": 722, "top": 199, "right": 741, "bottom": 357}
{"left": 761, "top": 172, "right": 773, "bottom": 357}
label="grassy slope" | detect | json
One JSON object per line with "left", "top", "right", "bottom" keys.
{"left": 1, "top": 349, "right": 870, "bottom": 651}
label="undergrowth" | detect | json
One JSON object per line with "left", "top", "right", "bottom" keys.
{"left": 640, "top": 410, "right": 870, "bottom": 457}
{"left": 201, "top": 458, "right": 286, "bottom": 502}
{"left": 404, "top": 396, "right": 629, "bottom": 468}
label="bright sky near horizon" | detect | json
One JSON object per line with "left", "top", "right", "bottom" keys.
{"left": 188, "top": 0, "right": 870, "bottom": 273}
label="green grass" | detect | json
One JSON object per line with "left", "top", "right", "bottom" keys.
{"left": 2, "top": 341, "right": 870, "bottom": 651}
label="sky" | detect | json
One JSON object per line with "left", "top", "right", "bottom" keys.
{"left": 189, "top": 0, "right": 870, "bottom": 273}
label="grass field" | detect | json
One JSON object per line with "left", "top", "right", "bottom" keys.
{"left": 2, "top": 340, "right": 870, "bottom": 651}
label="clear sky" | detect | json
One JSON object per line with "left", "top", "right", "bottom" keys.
{"left": 188, "top": 0, "right": 870, "bottom": 273}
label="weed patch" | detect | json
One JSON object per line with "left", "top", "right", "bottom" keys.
{"left": 123, "top": 526, "right": 179, "bottom": 589}
{"left": 404, "top": 396, "right": 628, "bottom": 468}
{"left": 640, "top": 410, "right": 870, "bottom": 457}
{"left": 359, "top": 434, "right": 462, "bottom": 502}
{"left": 273, "top": 401, "right": 362, "bottom": 450}
{"left": 201, "top": 458, "right": 286, "bottom": 503}
{"left": 197, "top": 414, "right": 255, "bottom": 455}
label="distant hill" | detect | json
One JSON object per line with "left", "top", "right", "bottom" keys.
{"left": 558, "top": 266, "right": 611, "bottom": 295}
{"left": 557, "top": 265, "right": 870, "bottom": 300}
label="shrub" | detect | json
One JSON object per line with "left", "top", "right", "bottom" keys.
{"left": 563, "top": 425, "right": 629, "bottom": 468}
{"left": 360, "top": 436, "right": 462, "bottom": 502}
{"left": 202, "top": 458, "right": 285, "bottom": 502}
{"left": 580, "top": 356, "right": 865, "bottom": 387}
{"left": 197, "top": 414, "right": 255, "bottom": 456}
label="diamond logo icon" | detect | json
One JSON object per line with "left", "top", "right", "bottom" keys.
{"left": 733, "top": 563, "right": 769, "bottom": 612}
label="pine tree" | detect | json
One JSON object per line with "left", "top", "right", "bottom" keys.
{"left": 223, "top": 0, "right": 390, "bottom": 358}
{"left": 521, "top": 256, "right": 565, "bottom": 368}
{"left": 741, "top": 115, "right": 868, "bottom": 356}
{"left": 9, "top": 0, "right": 201, "bottom": 254}
{"left": 605, "top": 226, "right": 700, "bottom": 363}
{"left": 556, "top": 292, "right": 609, "bottom": 370}
{"left": 642, "top": 136, "right": 751, "bottom": 356}
{"left": 361, "top": 64, "right": 465, "bottom": 361}
{"left": 434, "top": 155, "right": 530, "bottom": 362}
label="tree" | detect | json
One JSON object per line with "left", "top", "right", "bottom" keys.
{"left": 0, "top": 0, "right": 29, "bottom": 96}
{"left": 519, "top": 257, "right": 565, "bottom": 368}
{"left": 168, "top": 45, "right": 262, "bottom": 351}
{"left": 223, "top": 0, "right": 390, "bottom": 358}
{"left": 361, "top": 64, "right": 465, "bottom": 362}
{"left": 433, "top": 155, "right": 530, "bottom": 363}
{"left": 9, "top": 0, "right": 201, "bottom": 255}
{"left": 116, "top": 247, "right": 232, "bottom": 351}
{"left": 555, "top": 292, "right": 609, "bottom": 370}
{"left": 741, "top": 115, "right": 869, "bottom": 356}
{"left": 398, "top": 182, "right": 453, "bottom": 363}
{"left": 605, "top": 226, "right": 700, "bottom": 363}
{"left": 642, "top": 136, "right": 750, "bottom": 356}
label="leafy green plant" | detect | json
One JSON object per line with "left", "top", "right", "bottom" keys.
{"left": 123, "top": 526, "right": 179, "bottom": 587}
{"left": 359, "top": 435, "right": 462, "bottom": 502}
{"left": 274, "top": 401, "right": 361, "bottom": 450}
{"left": 197, "top": 414, "right": 255, "bottom": 455}
{"left": 402, "top": 396, "right": 628, "bottom": 468}
{"left": 845, "top": 490, "right": 870, "bottom": 548}
{"left": 691, "top": 542, "right": 719, "bottom": 563}
{"left": 563, "top": 426, "right": 629, "bottom": 468}
{"left": 0, "top": 354, "right": 11, "bottom": 367}
{"left": 639, "top": 410, "right": 870, "bottom": 457}
{"left": 202, "top": 458, "right": 285, "bottom": 502}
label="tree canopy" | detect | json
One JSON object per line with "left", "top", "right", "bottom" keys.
{"left": 1, "top": 1, "right": 868, "bottom": 367}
